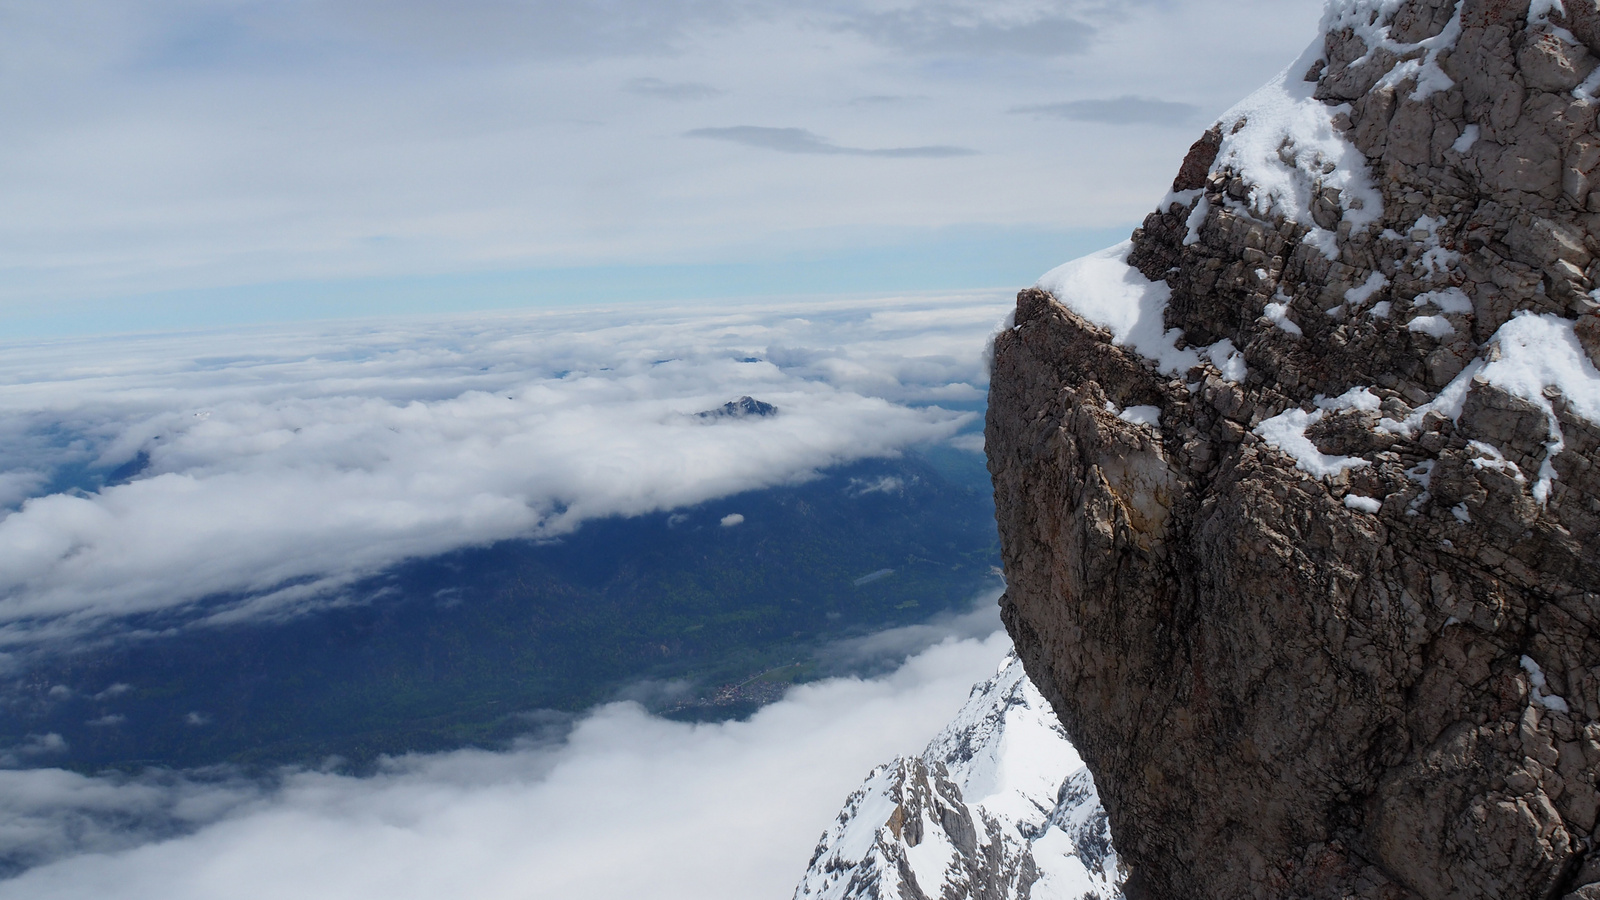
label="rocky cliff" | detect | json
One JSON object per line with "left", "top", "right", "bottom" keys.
{"left": 793, "top": 653, "right": 1123, "bottom": 900}
{"left": 986, "top": 1, "right": 1600, "bottom": 898}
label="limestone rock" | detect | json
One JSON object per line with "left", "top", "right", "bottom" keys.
{"left": 986, "top": 2, "right": 1600, "bottom": 898}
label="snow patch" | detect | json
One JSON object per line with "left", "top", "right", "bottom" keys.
{"left": 1118, "top": 406, "right": 1162, "bottom": 427}
{"left": 1414, "top": 287, "right": 1473, "bottom": 314}
{"left": 1530, "top": 0, "right": 1583, "bottom": 47}
{"left": 1475, "top": 313, "right": 1600, "bottom": 503}
{"left": 1206, "top": 339, "right": 1249, "bottom": 382}
{"left": 1344, "top": 494, "right": 1382, "bottom": 513}
{"left": 1378, "top": 360, "right": 1485, "bottom": 435}
{"left": 1183, "top": 195, "right": 1211, "bottom": 247}
{"left": 1521, "top": 655, "right": 1572, "bottom": 714}
{"left": 1263, "top": 296, "right": 1304, "bottom": 336}
{"left": 1253, "top": 388, "right": 1379, "bottom": 478}
{"left": 904, "top": 815, "right": 955, "bottom": 894}
{"left": 1482, "top": 313, "right": 1600, "bottom": 424}
{"left": 1037, "top": 242, "right": 1201, "bottom": 377}
{"left": 1210, "top": 63, "right": 1382, "bottom": 260}
{"left": 1344, "top": 272, "right": 1389, "bottom": 310}
{"left": 1408, "top": 315, "right": 1456, "bottom": 338}
{"left": 1467, "top": 441, "right": 1526, "bottom": 482}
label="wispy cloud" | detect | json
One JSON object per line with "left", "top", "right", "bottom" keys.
{"left": 848, "top": 94, "right": 923, "bottom": 106}
{"left": 0, "top": 296, "right": 1006, "bottom": 643}
{"left": 1010, "top": 95, "right": 1201, "bottom": 125}
{"left": 839, "top": 9, "right": 1097, "bottom": 56}
{"left": 624, "top": 77, "right": 721, "bottom": 100}
{"left": 0, "top": 0, "right": 1321, "bottom": 309}
{"left": 0, "top": 629, "right": 1012, "bottom": 899}
{"left": 685, "top": 126, "right": 975, "bottom": 157}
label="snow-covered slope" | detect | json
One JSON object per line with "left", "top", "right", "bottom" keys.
{"left": 793, "top": 652, "right": 1120, "bottom": 900}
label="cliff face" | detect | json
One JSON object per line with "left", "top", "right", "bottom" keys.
{"left": 986, "top": 2, "right": 1600, "bottom": 899}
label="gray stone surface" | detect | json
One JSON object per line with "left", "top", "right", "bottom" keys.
{"left": 986, "top": 2, "right": 1600, "bottom": 898}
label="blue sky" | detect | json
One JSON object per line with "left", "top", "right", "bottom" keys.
{"left": 0, "top": 0, "right": 1322, "bottom": 337}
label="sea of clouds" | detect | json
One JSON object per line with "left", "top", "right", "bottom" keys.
{"left": 0, "top": 292, "right": 1021, "bottom": 893}
{"left": 0, "top": 620, "right": 1013, "bottom": 898}
{"left": 0, "top": 293, "right": 1008, "bottom": 644}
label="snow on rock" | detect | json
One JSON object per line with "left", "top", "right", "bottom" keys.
{"left": 1117, "top": 406, "right": 1162, "bottom": 428}
{"left": 1343, "top": 272, "right": 1390, "bottom": 311}
{"left": 1407, "top": 315, "right": 1456, "bottom": 338}
{"left": 1035, "top": 242, "right": 1245, "bottom": 383}
{"left": 1323, "top": 0, "right": 1463, "bottom": 101}
{"left": 1253, "top": 387, "right": 1382, "bottom": 478}
{"left": 1036, "top": 242, "right": 1199, "bottom": 378}
{"left": 1263, "top": 295, "right": 1305, "bottom": 336}
{"left": 1209, "top": 53, "right": 1383, "bottom": 259}
{"left": 793, "top": 653, "right": 1121, "bottom": 900}
{"left": 1482, "top": 313, "right": 1600, "bottom": 426}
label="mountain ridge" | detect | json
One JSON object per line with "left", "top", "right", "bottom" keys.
{"left": 793, "top": 652, "right": 1122, "bottom": 900}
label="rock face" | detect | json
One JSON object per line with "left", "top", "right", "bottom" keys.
{"left": 986, "top": 2, "right": 1600, "bottom": 899}
{"left": 793, "top": 653, "right": 1123, "bottom": 900}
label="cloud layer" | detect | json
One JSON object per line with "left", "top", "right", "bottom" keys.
{"left": 0, "top": 628, "right": 1014, "bottom": 899}
{"left": 0, "top": 295, "right": 1007, "bottom": 643}
{"left": 686, "top": 126, "right": 974, "bottom": 157}
{"left": 0, "top": 0, "right": 1323, "bottom": 312}
{"left": 1011, "top": 95, "right": 1201, "bottom": 125}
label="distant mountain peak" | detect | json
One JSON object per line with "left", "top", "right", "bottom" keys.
{"left": 793, "top": 652, "right": 1123, "bottom": 900}
{"left": 697, "top": 396, "right": 778, "bottom": 420}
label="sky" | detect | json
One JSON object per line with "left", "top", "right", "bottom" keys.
{"left": 0, "top": 2, "right": 1331, "bottom": 894}
{"left": 0, "top": 0, "right": 1322, "bottom": 336}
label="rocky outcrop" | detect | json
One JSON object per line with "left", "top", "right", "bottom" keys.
{"left": 793, "top": 653, "right": 1122, "bottom": 900}
{"left": 986, "top": 2, "right": 1600, "bottom": 899}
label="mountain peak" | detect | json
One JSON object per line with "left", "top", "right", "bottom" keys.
{"left": 794, "top": 653, "right": 1122, "bottom": 900}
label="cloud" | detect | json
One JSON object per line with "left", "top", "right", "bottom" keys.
{"left": 0, "top": 629, "right": 1013, "bottom": 899}
{"left": 848, "top": 94, "right": 923, "bottom": 106}
{"left": 0, "top": 0, "right": 1323, "bottom": 310}
{"left": 322, "top": 0, "right": 746, "bottom": 61}
{"left": 838, "top": 8, "right": 1098, "bottom": 57}
{"left": 845, "top": 475, "right": 904, "bottom": 496}
{"left": 685, "top": 126, "right": 975, "bottom": 157}
{"left": 0, "top": 295, "right": 1009, "bottom": 643}
{"left": 1009, "top": 96, "right": 1202, "bottom": 125}
{"left": 718, "top": 513, "right": 744, "bottom": 527}
{"left": 624, "top": 77, "right": 722, "bottom": 100}
{"left": 0, "top": 734, "right": 68, "bottom": 769}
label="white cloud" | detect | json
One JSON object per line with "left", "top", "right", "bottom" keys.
{"left": 0, "top": 733, "right": 69, "bottom": 769}
{"left": 0, "top": 294, "right": 1007, "bottom": 642}
{"left": 719, "top": 513, "right": 745, "bottom": 527}
{"left": 0, "top": 0, "right": 1323, "bottom": 309}
{"left": 0, "top": 629, "right": 1014, "bottom": 899}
